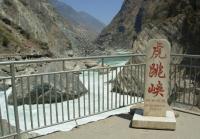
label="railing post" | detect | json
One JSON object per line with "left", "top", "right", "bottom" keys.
{"left": 131, "top": 56, "right": 134, "bottom": 64}
{"left": 62, "top": 60, "right": 65, "bottom": 71}
{"left": 101, "top": 58, "right": 104, "bottom": 67}
{"left": 10, "top": 63, "right": 21, "bottom": 139}
{"left": 189, "top": 57, "right": 193, "bottom": 105}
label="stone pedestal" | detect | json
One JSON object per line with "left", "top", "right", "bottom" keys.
{"left": 132, "top": 109, "right": 176, "bottom": 130}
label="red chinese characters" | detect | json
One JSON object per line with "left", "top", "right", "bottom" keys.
{"left": 149, "top": 62, "right": 166, "bottom": 78}
{"left": 148, "top": 81, "right": 164, "bottom": 97}
{"left": 151, "top": 42, "right": 166, "bottom": 59}
{"left": 147, "top": 41, "right": 167, "bottom": 97}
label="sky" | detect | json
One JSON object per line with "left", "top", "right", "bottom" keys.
{"left": 61, "top": 0, "right": 124, "bottom": 25}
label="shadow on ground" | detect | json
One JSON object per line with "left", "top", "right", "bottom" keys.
{"left": 116, "top": 113, "right": 133, "bottom": 128}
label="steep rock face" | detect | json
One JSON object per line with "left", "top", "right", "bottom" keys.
{"left": 0, "top": 0, "right": 91, "bottom": 105}
{"left": 0, "top": 0, "right": 70, "bottom": 57}
{"left": 110, "top": 0, "right": 200, "bottom": 105}
{"left": 137, "top": 0, "right": 200, "bottom": 54}
{"left": 96, "top": 0, "right": 143, "bottom": 49}
{"left": 0, "top": 0, "right": 96, "bottom": 57}
{"left": 96, "top": 0, "right": 200, "bottom": 54}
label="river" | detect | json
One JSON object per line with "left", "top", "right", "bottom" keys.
{"left": 0, "top": 52, "right": 142, "bottom": 135}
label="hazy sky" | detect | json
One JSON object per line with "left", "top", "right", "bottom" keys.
{"left": 62, "top": 0, "right": 123, "bottom": 25}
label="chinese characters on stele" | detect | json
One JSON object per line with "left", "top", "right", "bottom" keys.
{"left": 148, "top": 42, "right": 167, "bottom": 97}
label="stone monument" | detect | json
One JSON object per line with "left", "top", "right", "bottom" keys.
{"left": 132, "top": 39, "right": 176, "bottom": 130}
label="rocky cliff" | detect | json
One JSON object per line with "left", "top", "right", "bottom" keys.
{"left": 106, "top": 0, "right": 200, "bottom": 105}
{"left": 96, "top": 0, "right": 200, "bottom": 55}
{"left": 96, "top": 0, "right": 142, "bottom": 50}
{"left": 0, "top": 0, "right": 97, "bottom": 58}
{"left": 0, "top": 0, "right": 95, "bottom": 106}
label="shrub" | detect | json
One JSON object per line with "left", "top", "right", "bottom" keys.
{"left": 2, "top": 36, "right": 9, "bottom": 47}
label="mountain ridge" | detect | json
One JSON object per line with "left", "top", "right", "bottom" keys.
{"left": 49, "top": 0, "right": 105, "bottom": 34}
{"left": 0, "top": 0, "right": 98, "bottom": 57}
{"left": 96, "top": 0, "right": 200, "bottom": 55}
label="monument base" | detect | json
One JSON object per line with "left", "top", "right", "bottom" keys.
{"left": 132, "top": 109, "right": 176, "bottom": 130}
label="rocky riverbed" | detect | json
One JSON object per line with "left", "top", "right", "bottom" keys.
{"left": 0, "top": 57, "right": 112, "bottom": 106}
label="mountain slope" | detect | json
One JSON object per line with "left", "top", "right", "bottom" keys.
{"left": 96, "top": 0, "right": 200, "bottom": 55}
{"left": 49, "top": 0, "right": 105, "bottom": 34}
{"left": 78, "top": 11, "right": 105, "bottom": 33}
{"left": 0, "top": 0, "right": 96, "bottom": 57}
{"left": 96, "top": 0, "right": 143, "bottom": 49}
{"left": 104, "top": 0, "right": 200, "bottom": 105}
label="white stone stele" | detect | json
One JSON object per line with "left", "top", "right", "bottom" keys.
{"left": 132, "top": 109, "right": 176, "bottom": 130}
{"left": 144, "top": 39, "right": 171, "bottom": 117}
{"left": 132, "top": 39, "right": 176, "bottom": 130}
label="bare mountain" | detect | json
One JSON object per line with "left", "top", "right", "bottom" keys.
{"left": 49, "top": 0, "right": 105, "bottom": 34}
{"left": 0, "top": 0, "right": 97, "bottom": 57}
{"left": 96, "top": 0, "right": 200, "bottom": 55}
{"left": 99, "top": 0, "right": 200, "bottom": 106}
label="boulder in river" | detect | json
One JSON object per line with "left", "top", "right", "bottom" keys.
{"left": 84, "top": 60, "right": 98, "bottom": 68}
{"left": 8, "top": 72, "right": 87, "bottom": 106}
{"left": 8, "top": 62, "right": 87, "bottom": 106}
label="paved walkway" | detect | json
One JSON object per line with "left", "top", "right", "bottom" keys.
{"left": 35, "top": 111, "right": 200, "bottom": 139}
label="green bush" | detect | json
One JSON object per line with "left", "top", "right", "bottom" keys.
{"left": 2, "top": 36, "right": 9, "bottom": 47}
